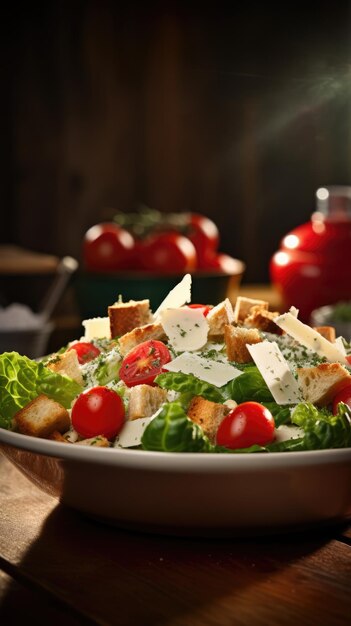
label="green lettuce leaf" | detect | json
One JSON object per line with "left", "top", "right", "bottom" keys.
{"left": 221, "top": 366, "right": 274, "bottom": 403}
{"left": 0, "top": 352, "right": 82, "bottom": 429}
{"left": 141, "top": 401, "right": 211, "bottom": 452}
{"left": 155, "top": 371, "right": 224, "bottom": 403}
{"left": 290, "top": 401, "right": 351, "bottom": 449}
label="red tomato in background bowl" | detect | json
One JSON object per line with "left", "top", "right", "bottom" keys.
{"left": 83, "top": 222, "right": 136, "bottom": 271}
{"left": 139, "top": 231, "right": 197, "bottom": 274}
{"left": 186, "top": 213, "right": 219, "bottom": 268}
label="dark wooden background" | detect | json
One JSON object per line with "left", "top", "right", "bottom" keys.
{"left": 1, "top": 1, "right": 351, "bottom": 283}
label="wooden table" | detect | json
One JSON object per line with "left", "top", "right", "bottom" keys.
{"left": 0, "top": 454, "right": 350, "bottom": 625}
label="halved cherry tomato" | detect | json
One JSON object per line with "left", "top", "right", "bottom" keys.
{"left": 119, "top": 340, "right": 171, "bottom": 387}
{"left": 186, "top": 213, "right": 219, "bottom": 268}
{"left": 139, "top": 231, "right": 197, "bottom": 273}
{"left": 332, "top": 383, "right": 351, "bottom": 415}
{"left": 186, "top": 304, "right": 213, "bottom": 317}
{"left": 216, "top": 401, "right": 275, "bottom": 449}
{"left": 71, "top": 386, "right": 125, "bottom": 440}
{"left": 83, "top": 222, "right": 136, "bottom": 272}
{"left": 68, "top": 341, "right": 101, "bottom": 364}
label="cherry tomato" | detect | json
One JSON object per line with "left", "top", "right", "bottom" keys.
{"left": 71, "top": 386, "right": 125, "bottom": 440}
{"left": 68, "top": 341, "right": 101, "bottom": 364}
{"left": 186, "top": 213, "right": 219, "bottom": 268}
{"left": 139, "top": 231, "right": 197, "bottom": 273}
{"left": 83, "top": 222, "right": 136, "bottom": 272}
{"left": 216, "top": 401, "right": 275, "bottom": 449}
{"left": 119, "top": 340, "right": 171, "bottom": 387}
{"left": 346, "top": 355, "right": 351, "bottom": 365}
{"left": 186, "top": 304, "right": 213, "bottom": 317}
{"left": 332, "top": 383, "right": 351, "bottom": 415}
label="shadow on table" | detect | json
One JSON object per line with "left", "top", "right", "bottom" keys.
{"left": 1, "top": 502, "right": 349, "bottom": 626}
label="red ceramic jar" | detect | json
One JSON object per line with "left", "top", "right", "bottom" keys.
{"left": 270, "top": 186, "right": 351, "bottom": 322}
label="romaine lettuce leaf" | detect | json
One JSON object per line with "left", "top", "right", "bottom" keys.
{"left": 141, "top": 401, "right": 211, "bottom": 452}
{"left": 221, "top": 366, "right": 274, "bottom": 403}
{"left": 0, "top": 352, "right": 82, "bottom": 429}
{"left": 290, "top": 401, "right": 351, "bottom": 449}
{"left": 155, "top": 371, "right": 224, "bottom": 403}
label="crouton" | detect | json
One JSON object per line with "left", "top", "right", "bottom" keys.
{"left": 233, "top": 296, "right": 269, "bottom": 323}
{"left": 224, "top": 324, "right": 262, "bottom": 363}
{"left": 76, "top": 436, "right": 110, "bottom": 447}
{"left": 296, "top": 362, "right": 351, "bottom": 406}
{"left": 128, "top": 384, "right": 168, "bottom": 420}
{"left": 14, "top": 394, "right": 70, "bottom": 438}
{"left": 48, "top": 430, "right": 70, "bottom": 443}
{"left": 313, "top": 326, "right": 336, "bottom": 343}
{"left": 206, "top": 298, "right": 235, "bottom": 337}
{"left": 187, "top": 396, "right": 229, "bottom": 443}
{"left": 118, "top": 322, "right": 167, "bottom": 356}
{"left": 244, "top": 306, "right": 282, "bottom": 334}
{"left": 46, "top": 349, "right": 84, "bottom": 386}
{"left": 108, "top": 299, "right": 153, "bottom": 338}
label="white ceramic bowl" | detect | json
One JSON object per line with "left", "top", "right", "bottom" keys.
{"left": 0, "top": 429, "right": 350, "bottom": 536}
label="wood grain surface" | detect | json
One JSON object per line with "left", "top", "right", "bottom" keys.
{"left": 0, "top": 454, "right": 350, "bottom": 626}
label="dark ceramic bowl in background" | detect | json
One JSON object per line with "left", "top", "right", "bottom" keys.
{"left": 0, "top": 322, "right": 54, "bottom": 359}
{"left": 310, "top": 303, "right": 351, "bottom": 342}
{"left": 74, "top": 263, "right": 245, "bottom": 319}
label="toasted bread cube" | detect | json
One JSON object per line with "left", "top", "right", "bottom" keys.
{"left": 118, "top": 322, "right": 167, "bottom": 356}
{"left": 108, "top": 299, "right": 153, "bottom": 338}
{"left": 206, "top": 298, "right": 235, "bottom": 337}
{"left": 76, "top": 436, "right": 110, "bottom": 447}
{"left": 313, "top": 326, "right": 336, "bottom": 343}
{"left": 48, "top": 430, "right": 70, "bottom": 443}
{"left": 128, "top": 384, "right": 168, "bottom": 420}
{"left": 14, "top": 394, "right": 70, "bottom": 438}
{"left": 244, "top": 306, "right": 282, "bottom": 334}
{"left": 224, "top": 324, "right": 262, "bottom": 363}
{"left": 233, "top": 296, "right": 269, "bottom": 323}
{"left": 296, "top": 362, "right": 351, "bottom": 406}
{"left": 187, "top": 396, "right": 229, "bottom": 443}
{"left": 46, "top": 349, "right": 84, "bottom": 386}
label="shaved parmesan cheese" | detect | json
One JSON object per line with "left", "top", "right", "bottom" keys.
{"left": 247, "top": 341, "right": 302, "bottom": 405}
{"left": 153, "top": 274, "right": 191, "bottom": 318}
{"left": 274, "top": 424, "right": 304, "bottom": 442}
{"left": 334, "top": 336, "right": 347, "bottom": 356}
{"left": 160, "top": 308, "right": 209, "bottom": 351}
{"left": 274, "top": 312, "right": 348, "bottom": 365}
{"left": 163, "top": 351, "right": 243, "bottom": 386}
{"left": 82, "top": 317, "right": 110, "bottom": 340}
{"left": 114, "top": 412, "right": 160, "bottom": 448}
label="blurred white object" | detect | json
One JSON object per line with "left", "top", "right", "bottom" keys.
{"left": 0, "top": 303, "right": 42, "bottom": 331}
{"left": 0, "top": 303, "right": 53, "bottom": 357}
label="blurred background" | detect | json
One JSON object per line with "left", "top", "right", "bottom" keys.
{"left": 1, "top": 0, "right": 351, "bottom": 351}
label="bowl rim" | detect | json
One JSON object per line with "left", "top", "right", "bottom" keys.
{"left": 0, "top": 428, "right": 350, "bottom": 472}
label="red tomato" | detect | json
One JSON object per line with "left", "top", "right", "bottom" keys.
{"left": 68, "top": 341, "right": 101, "bottom": 364}
{"left": 186, "top": 304, "right": 213, "bottom": 317}
{"left": 346, "top": 355, "right": 351, "bottom": 365}
{"left": 139, "top": 231, "right": 197, "bottom": 274}
{"left": 332, "top": 383, "right": 351, "bottom": 415}
{"left": 71, "top": 386, "right": 125, "bottom": 440}
{"left": 119, "top": 340, "right": 171, "bottom": 387}
{"left": 83, "top": 222, "right": 136, "bottom": 272}
{"left": 216, "top": 401, "right": 275, "bottom": 449}
{"left": 186, "top": 213, "right": 219, "bottom": 268}
{"left": 206, "top": 253, "right": 243, "bottom": 274}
